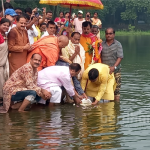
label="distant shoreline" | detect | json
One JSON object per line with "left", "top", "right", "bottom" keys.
{"left": 100, "top": 30, "right": 150, "bottom": 39}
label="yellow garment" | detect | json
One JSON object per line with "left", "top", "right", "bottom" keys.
{"left": 62, "top": 40, "right": 85, "bottom": 79}
{"left": 81, "top": 63, "right": 115, "bottom": 101}
{"left": 34, "top": 26, "right": 41, "bottom": 42}
{"left": 80, "top": 35, "right": 92, "bottom": 70}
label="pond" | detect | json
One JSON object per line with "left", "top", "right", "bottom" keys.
{"left": 0, "top": 35, "right": 150, "bottom": 150}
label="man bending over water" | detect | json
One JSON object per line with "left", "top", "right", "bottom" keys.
{"left": 38, "top": 63, "right": 82, "bottom": 106}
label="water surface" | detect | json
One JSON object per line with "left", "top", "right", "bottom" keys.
{"left": 0, "top": 35, "right": 150, "bottom": 150}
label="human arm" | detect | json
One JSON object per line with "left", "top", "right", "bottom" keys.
{"left": 26, "top": 17, "right": 38, "bottom": 30}
{"left": 69, "top": 45, "right": 80, "bottom": 62}
{"left": 39, "top": 8, "right": 46, "bottom": 25}
{"left": 81, "top": 70, "right": 88, "bottom": 91}
{"left": 8, "top": 29, "right": 30, "bottom": 52}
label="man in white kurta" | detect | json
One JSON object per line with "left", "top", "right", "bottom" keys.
{"left": 37, "top": 65, "right": 77, "bottom": 105}
{"left": 62, "top": 32, "right": 85, "bottom": 79}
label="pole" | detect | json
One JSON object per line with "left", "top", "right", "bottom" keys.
{"left": 1, "top": 0, "right": 5, "bottom": 17}
{"left": 69, "top": 5, "right": 72, "bottom": 23}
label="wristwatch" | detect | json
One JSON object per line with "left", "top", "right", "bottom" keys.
{"left": 114, "top": 66, "right": 117, "bottom": 70}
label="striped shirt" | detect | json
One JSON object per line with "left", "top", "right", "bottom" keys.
{"left": 101, "top": 39, "right": 123, "bottom": 67}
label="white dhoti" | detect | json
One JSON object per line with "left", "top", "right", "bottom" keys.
{"left": 39, "top": 86, "right": 62, "bottom": 104}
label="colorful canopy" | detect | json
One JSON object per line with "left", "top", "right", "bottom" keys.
{"left": 39, "top": 0, "right": 104, "bottom": 9}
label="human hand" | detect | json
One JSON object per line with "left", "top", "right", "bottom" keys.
{"left": 32, "top": 7, "right": 37, "bottom": 13}
{"left": 109, "top": 66, "right": 115, "bottom": 74}
{"left": 81, "top": 93, "right": 88, "bottom": 99}
{"left": 42, "top": 8, "right": 46, "bottom": 14}
{"left": 32, "top": 16, "right": 38, "bottom": 23}
{"left": 73, "top": 95, "right": 81, "bottom": 104}
{"left": 92, "top": 100, "right": 99, "bottom": 105}
{"left": 24, "top": 43, "right": 31, "bottom": 50}
{"left": 75, "top": 45, "right": 80, "bottom": 55}
{"left": 41, "top": 89, "right": 51, "bottom": 99}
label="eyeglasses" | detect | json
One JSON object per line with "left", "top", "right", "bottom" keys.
{"left": 106, "top": 33, "right": 114, "bottom": 35}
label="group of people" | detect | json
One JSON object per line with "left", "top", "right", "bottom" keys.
{"left": 0, "top": 3, "right": 124, "bottom": 113}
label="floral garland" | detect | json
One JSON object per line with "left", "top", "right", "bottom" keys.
{"left": 86, "top": 39, "right": 102, "bottom": 65}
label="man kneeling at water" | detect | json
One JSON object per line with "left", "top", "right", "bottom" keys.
{"left": 0, "top": 54, "right": 51, "bottom": 113}
{"left": 81, "top": 63, "right": 116, "bottom": 105}
{"left": 37, "top": 63, "right": 82, "bottom": 106}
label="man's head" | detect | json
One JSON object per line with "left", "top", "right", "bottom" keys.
{"left": 59, "top": 11, "right": 64, "bottom": 18}
{"left": 82, "top": 21, "right": 92, "bottom": 35}
{"left": 40, "top": 23, "right": 47, "bottom": 32}
{"left": 58, "top": 35, "right": 69, "bottom": 49}
{"left": 71, "top": 32, "right": 81, "bottom": 44}
{"left": 86, "top": 12, "right": 91, "bottom": 18}
{"left": 25, "top": 7, "right": 32, "bottom": 17}
{"left": 46, "top": 21, "right": 56, "bottom": 35}
{"left": 93, "top": 12, "right": 98, "bottom": 19}
{"left": 46, "top": 11, "right": 53, "bottom": 20}
{"left": 4, "top": 2, "right": 13, "bottom": 10}
{"left": 30, "top": 53, "right": 42, "bottom": 68}
{"left": 92, "top": 25, "right": 99, "bottom": 36}
{"left": 16, "top": 15, "right": 27, "bottom": 30}
{"left": 69, "top": 63, "right": 81, "bottom": 77}
{"left": 105, "top": 27, "right": 115, "bottom": 41}
{"left": 15, "top": 8, "right": 22, "bottom": 15}
{"left": 5, "top": 8, "right": 18, "bottom": 22}
{"left": 78, "top": 10, "right": 83, "bottom": 19}
{"left": 88, "top": 68, "right": 99, "bottom": 82}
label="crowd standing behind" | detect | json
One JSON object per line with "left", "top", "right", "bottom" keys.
{"left": 0, "top": 1, "right": 123, "bottom": 113}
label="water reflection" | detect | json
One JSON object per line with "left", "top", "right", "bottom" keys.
{"left": 1, "top": 35, "right": 150, "bottom": 149}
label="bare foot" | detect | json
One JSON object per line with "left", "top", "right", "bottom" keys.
{"left": 11, "top": 102, "right": 23, "bottom": 110}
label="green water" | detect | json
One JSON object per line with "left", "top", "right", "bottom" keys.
{"left": 0, "top": 35, "right": 150, "bottom": 150}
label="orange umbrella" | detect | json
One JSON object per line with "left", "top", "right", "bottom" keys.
{"left": 40, "top": 0, "right": 104, "bottom": 9}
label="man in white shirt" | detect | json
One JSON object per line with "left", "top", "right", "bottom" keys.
{"left": 27, "top": 16, "right": 38, "bottom": 44}
{"left": 38, "top": 63, "right": 82, "bottom": 106}
{"left": 73, "top": 10, "right": 85, "bottom": 34}
{"left": 41, "top": 20, "right": 56, "bottom": 38}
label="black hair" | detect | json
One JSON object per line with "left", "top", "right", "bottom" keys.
{"left": 92, "top": 25, "right": 99, "bottom": 29}
{"left": 65, "top": 12, "right": 69, "bottom": 15}
{"left": 31, "top": 53, "right": 42, "bottom": 59}
{"left": 71, "top": 32, "right": 80, "bottom": 37}
{"left": 46, "top": 11, "right": 52, "bottom": 14}
{"left": 46, "top": 20, "right": 55, "bottom": 28}
{"left": 0, "top": 18, "right": 11, "bottom": 26}
{"left": 40, "top": 22, "right": 47, "bottom": 27}
{"left": 25, "top": 7, "right": 32, "bottom": 14}
{"left": 0, "top": 7, "right": 2, "bottom": 12}
{"left": 69, "top": 63, "right": 81, "bottom": 72}
{"left": 14, "top": 7, "right": 22, "bottom": 11}
{"left": 23, "top": 13, "right": 30, "bottom": 21}
{"left": 4, "top": 2, "right": 13, "bottom": 9}
{"left": 105, "top": 27, "right": 115, "bottom": 34}
{"left": 59, "top": 11, "right": 64, "bottom": 15}
{"left": 94, "top": 12, "right": 98, "bottom": 15}
{"left": 16, "top": 15, "right": 27, "bottom": 22}
{"left": 82, "top": 21, "right": 92, "bottom": 28}
{"left": 88, "top": 68, "right": 99, "bottom": 80}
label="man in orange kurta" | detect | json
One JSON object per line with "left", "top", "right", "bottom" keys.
{"left": 27, "top": 35, "right": 69, "bottom": 71}
{"left": 80, "top": 21, "right": 100, "bottom": 69}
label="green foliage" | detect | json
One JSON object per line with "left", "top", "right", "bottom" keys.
{"left": 128, "top": 24, "right": 135, "bottom": 31}
{"left": 4, "top": 0, "right": 150, "bottom": 26}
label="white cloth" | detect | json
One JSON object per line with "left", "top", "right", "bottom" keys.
{"left": 73, "top": 18, "right": 85, "bottom": 34}
{"left": 38, "top": 66, "right": 75, "bottom": 97}
{"left": 27, "top": 24, "right": 38, "bottom": 44}
{"left": 62, "top": 40, "right": 85, "bottom": 79}
{"left": 41, "top": 30, "right": 55, "bottom": 38}
{"left": 41, "top": 30, "right": 49, "bottom": 38}
{"left": 39, "top": 86, "right": 62, "bottom": 104}
{"left": 6, "top": 24, "right": 16, "bottom": 35}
